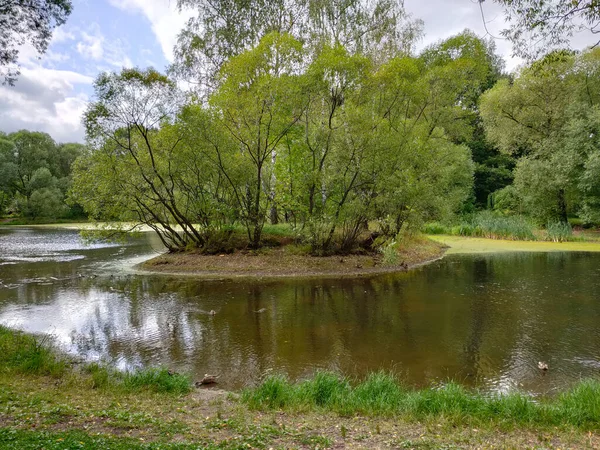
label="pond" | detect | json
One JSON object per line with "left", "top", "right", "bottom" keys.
{"left": 1, "top": 227, "right": 599, "bottom": 395}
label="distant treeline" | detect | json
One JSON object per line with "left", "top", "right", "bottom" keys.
{"left": 0, "top": 131, "right": 86, "bottom": 220}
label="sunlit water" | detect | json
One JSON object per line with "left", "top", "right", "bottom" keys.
{"left": 1, "top": 227, "right": 600, "bottom": 394}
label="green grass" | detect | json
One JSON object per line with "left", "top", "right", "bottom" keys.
{"left": 462, "top": 211, "right": 536, "bottom": 241}
{"left": 424, "top": 212, "right": 589, "bottom": 242}
{"left": 0, "top": 428, "right": 262, "bottom": 450}
{"left": 1, "top": 326, "right": 600, "bottom": 448}
{"left": 84, "top": 363, "right": 192, "bottom": 395}
{"left": 424, "top": 212, "right": 536, "bottom": 241}
{"left": 422, "top": 222, "right": 448, "bottom": 235}
{"left": 242, "top": 371, "right": 600, "bottom": 430}
{"left": 0, "top": 326, "right": 67, "bottom": 377}
{"left": 0, "top": 217, "right": 88, "bottom": 226}
{"left": 122, "top": 368, "right": 191, "bottom": 394}
{"left": 0, "top": 326, "right": 191, "bottom": 395}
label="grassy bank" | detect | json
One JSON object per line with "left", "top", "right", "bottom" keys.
{"left": 243, "top": 371, "right": 600, "bottom": 429}
{"left": 429, "top": 234, "right": 600, "bottom": 254}
{"left": 0, "top": 218, "right": 90, "bottom": 227}
{"left": 424, "top": 211, "right": 598, "bottom": 243}
{"left": 2, "top": 326, "right": 600, "bottom": 448}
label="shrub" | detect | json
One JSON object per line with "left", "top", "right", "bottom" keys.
{"left": 546, "top": 221, "right": 574, "bottom": 242}
{"left": 423, "top": 222, "right": 448, "bottom": 235}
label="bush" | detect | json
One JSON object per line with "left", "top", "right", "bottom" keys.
{"left": 546, "top": 221, "right": 574, "bottom": 242}
{"left": 423, "top": 222, "right": 449, "bottom": 235}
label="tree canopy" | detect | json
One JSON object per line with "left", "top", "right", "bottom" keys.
{"left": 490, "top": 0, "right": 600, "bottom": 59}
{"left": 172, "top": 0, "right": 423, "bottom": 93}
{"left": 67, "top": 2, "right": 600, "bottom": 251}
{"left": 72, "top": 28, "right": 504, "bottom": 253}
{"left": 0, "top": 0, "right": 73, "bottom": 85}
{"left": 481, "top": 48, "right": 600, "bottom": 224}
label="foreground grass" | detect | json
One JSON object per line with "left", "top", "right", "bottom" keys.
{"left": 243, "top": 371, "right": 600, "bottom": 430}
{"left": 2, "top": 326, "right": 600, "bottom": 448}
{"left": 0, "top": 326, "right": 191, "bottom": 395}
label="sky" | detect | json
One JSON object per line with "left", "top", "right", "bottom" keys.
{"left": 0, "top": 0, "right": 596, "bottom": 143}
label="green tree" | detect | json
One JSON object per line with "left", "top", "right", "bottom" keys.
{"left": 210, "top": 32, "right": 306, "bottom": 248}
{"left": 481, "top": 49, "right": 600, "bottom": 223}
{"left": 420, "top": 31, "right": 510, "bottom": 209}
{"left": 173, "top": 0, "right": 421, "bottom": 90}
{"left": 77, "top": 68, "right": 219, "bottom": 250}
{"left": 0, "top": 130, "right": 83, "bottom": 219}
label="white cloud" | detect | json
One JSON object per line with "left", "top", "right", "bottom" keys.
{"left": 405, "top": 0, "right": 524, "bottom": 71}
{"left": 77, "top": 28, "right": 105, "bottom": 60}
{"left": 406, "top": 0, "right": 598, "bottom": 72}
{"left": 107, "top": 0, "right": 193, "bottom": 62}
{"left": 0, "top": 67, "right": 92, "bottom": 142}
{"left": 75, "top": 23, "right": 133, "bottom": 68}
{"left": 51, "top": 27, "right": 77, "bottom": 45}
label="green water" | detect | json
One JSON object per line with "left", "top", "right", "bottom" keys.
{"left": 1, "top": 227, "right": 599, "bottom": 394}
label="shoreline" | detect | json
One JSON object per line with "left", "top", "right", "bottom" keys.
{"left": 430, "top": 234, "right": 600, "bottom": 254}
{"left": 136, "top": 237, "right": 447, "bottom": 280}
{"left": 137, "top": 234, "right": 600, "bottom": 280}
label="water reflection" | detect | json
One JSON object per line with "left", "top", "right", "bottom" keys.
{"left": 1, "top": 227, "right": 600, "bottom": 394}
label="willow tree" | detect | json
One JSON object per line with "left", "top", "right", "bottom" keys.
{"left": 209, "top": 32, "right": 306, "bottom": 248}
{"left": 173, "top": 0, "right": 422, "bottom": 91}
{"left": 272, "top": 42, "right": 475, "bottom": 253}
{"left": 74, "top": 68, "right": 214, "bottom": 250}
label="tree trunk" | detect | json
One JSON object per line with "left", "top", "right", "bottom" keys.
{"left": 558, "top": 189, "right": 568, "bottom": 223}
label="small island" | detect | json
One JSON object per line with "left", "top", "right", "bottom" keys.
{"left": 140, "top": 231, "right": 447, "bottom": 279}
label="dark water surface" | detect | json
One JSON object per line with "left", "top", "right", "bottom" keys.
{"left": 1, "top": 227, "right": 600, "bottom": 394}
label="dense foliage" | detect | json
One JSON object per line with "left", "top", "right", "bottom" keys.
{"left": 481, "top": 48, "right": 600, "bottom": 225}
{"left": 0, "top": 130, "right": 85, "bottom": 219}
{"left": 173, "top": 0, "right": 423, "bottom": 92}
{"left": 70, "top": 28, "right": 509, "bottom": 253}
{"left": 64, "top": 2, "right": 600, "bottom": 250}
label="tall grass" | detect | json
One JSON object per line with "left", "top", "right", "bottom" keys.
{"left": 422, "top": 222, "right": 448, "bottom": 235}
{"left": 546, "top": 221, "right": 574, "bottom": 242}
{"left": 0, "top": 326, "right": 66, "bottom": 377}
{"left": 467, "top": 211, "right": 536, "bottom": 240}
{"left": 123, "top": 368, "right": 191, "bottom": 394}
{"left": 242, "top": 371, "right": 600, "bottom": 429}
{"left": 423, "top": 212, "right": 536, "bottom": 241}
{"left": 0, "top": 325, "right": 191, "bottom": 395}
{"left": 85, "top": 364, "right": 192, "bottom": 395}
